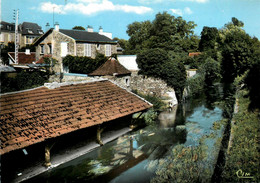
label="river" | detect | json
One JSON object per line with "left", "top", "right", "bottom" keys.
{"left": 24, "top": 88, "right": 224, "bottom": 183}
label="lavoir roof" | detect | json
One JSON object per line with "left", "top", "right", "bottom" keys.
{"left": 0, "top": 80, "right": 152, "bottom": 155}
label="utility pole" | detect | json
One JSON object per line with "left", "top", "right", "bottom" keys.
{"left": 13, "top": 9, "right": 19, "bottom": 64}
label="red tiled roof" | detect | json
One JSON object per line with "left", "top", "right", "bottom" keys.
{"left": 8, "top": 52, "right": 36, "bottom": 64}
{"left": 188, "top": 52, "right": 202, "bottom": 57}
{"left": 89, "top": 57, "right": 131, "bottom": 76}
{"left": 0, "top": 80, "right": 152, "bottom": 155}
{"left": 36, "top": 55, "right": 52, "bottom": 64}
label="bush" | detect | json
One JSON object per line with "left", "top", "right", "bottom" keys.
{"left": 1, "top": 70, "right": 48, "bottom": 93}
{"left": 63, "top": 53, "right": 107, "bottom": 74}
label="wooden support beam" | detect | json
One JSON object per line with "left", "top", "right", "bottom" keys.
{"left": 130, "top": 112, "right": 143, "bottom": 129}
{"left": 97, "top": 125, "right": 104, "bottom": 146}
{"left": 44, "top": 142, "right": 55, "bottom": 167}
{"left": 44, "top": 145, "right": 51, "bottom": 167}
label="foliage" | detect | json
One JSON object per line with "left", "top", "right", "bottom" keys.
{"left": 72, "top": 26, "right": 86, "bottom": 30}
{"left": 151, "top": 145, "right": 211, "bottom": 183}
{"left": 222, "top": 90, "right": 260, "bottom": 182}
{"left": 244, "top": 59, "right": 260, "bottom": 109}
{"left": 132, "top": 89, "right": 166, "bottom": 112}
{"left": 136, "top": 48, "right": 168, "bottom": 77}
{"left": 186, "top": 74, "right": 205, "bottom": 98}
{"left": 199, "top": 57, "right": 221, "bottom": 87}
{"left": 136, "top": 48, "right": 186, "bottom": 101}
{"left": 126, "top": 12, "right": 198, "bottom": 54}
{"left": 63, "top": 53, "right": 107, "bottom": 74}
{"left": 1, "top": 70, "right": 47, "bottom": 93}
{"left": 0, "top": 42, "right": 15, "bottom": 65}
{"left": 113, "top": 37, "right": 133, "bottom": 55}
{"left": 199, "top": 26, "right": 219, "bottom": 52}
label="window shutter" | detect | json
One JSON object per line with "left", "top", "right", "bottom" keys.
{"left": 61, "top": 42, "right": 68, "bottom": 57}
{"left": 105, "top": 44, "right": 111, "bottom": 56}
{"left": 84, "top": 43, "right": 91, "bottom": 57}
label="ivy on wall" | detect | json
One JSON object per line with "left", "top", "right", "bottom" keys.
{"left": 63, "top": 53, "right": 107, "bottom": 74}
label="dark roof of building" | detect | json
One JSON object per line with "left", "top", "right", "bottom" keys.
{"left": 0, "top": 21, "right": 17, "bottom": 32}
{"left": 0, "top": 80, "right": 152, "bottom": 155}
{"left": 21, "top": 22, "right": 44, "bottom": 35}
{"left": 8, "top": 52, "right": 36, "bottom": 64}
{"left": 59, "top": 29, "right": 116, "bottom": 43}
{"left": 89, "top": 57, "right": 131, "bottom": 76}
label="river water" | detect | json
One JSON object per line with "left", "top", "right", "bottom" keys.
{"left": 25, "top": 89, "right": 224, "bottom": 183}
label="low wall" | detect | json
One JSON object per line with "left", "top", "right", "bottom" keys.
{"left": 48, "top": 72, "right": 178, "bottom": 106}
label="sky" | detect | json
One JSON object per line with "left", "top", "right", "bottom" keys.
{"left": 1, "top": 0, "right": 260, "bottom": 40}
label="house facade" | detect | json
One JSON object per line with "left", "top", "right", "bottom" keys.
{"left": 0, "top": 21, "right": 44, "bottom": 48}
{"left": 33, "top": 24, "right": 117, "bottom": 72}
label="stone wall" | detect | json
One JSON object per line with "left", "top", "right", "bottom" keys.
{"left": 48, "top": 72, "right": 178, "bottom": 106}
{"left": 130, "top": 74, "right": 178, "bottom": 106}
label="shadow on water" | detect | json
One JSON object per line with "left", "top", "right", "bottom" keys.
{"left": 24, "top": 84, "right": 224, "bottom": 183}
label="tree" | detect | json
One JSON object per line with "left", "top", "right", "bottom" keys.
{"left": 136, "top": 48, "right": 186, "bottom": 101}
{"left": 199, "top": 26, "right": 219, "bottom": 51}
{"left": 199, "top": 57, "right": 221, "bottom": 87}
{"left": 72, "top": 26, "right": 85, "bottom": 30}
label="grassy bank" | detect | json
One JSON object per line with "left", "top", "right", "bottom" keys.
{"left": 222, "top": 90, "right": 260, "bottom": 182}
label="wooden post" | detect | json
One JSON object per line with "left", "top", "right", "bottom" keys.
{"left": 97, "top": 125, "right": 104, "bottom": 146}
{"left": 130, "top": 112, "right": 143, "bottom": 129}
{"left": 44, "top": 142, "right": 55, "bottom": 167}
{"left": 44, "top": 145, "right": 51, "bottom": 167}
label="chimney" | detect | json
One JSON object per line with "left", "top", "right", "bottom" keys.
{"left": 87, "top": 25, "right": 93, "bottom": 32}
{"left": 25, "top": 49, "right": 30, "bottom": 55}
{"left": 54, "top": 22, "right": 59, "bottom": 31}
{"left": 99, "top": 26, "right": 103, "bottom": 34}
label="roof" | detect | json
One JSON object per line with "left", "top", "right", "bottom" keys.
{"left": 8, "top": 52, "right": 36, "bottom": 64}
{"left": 117, "top": 55, "right": 139, "bottom": 71}
{"left": 21, "top": 22, "right": 44, "bottom": 35}
{"left": 35, "top": 54, "right": 52, "bottom": 64}
{"left": 89, "top": 57, "right": 131, "bottom": 76}
{"left": 59, "top": 29, "right": 116, "bottom": 43}
{"left": 34, "top": 28, "right": 116, "bottom": 46}
{"left": 0, "top": 80, "right": 152, "bottom": 155}
{"left": 188, "top": 52, "right": 202, "bottom": 57}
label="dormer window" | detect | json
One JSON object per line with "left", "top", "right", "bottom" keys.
{"left": 38, "top": 29, "right": 44, "bottom": 34}
{"left": 27, "top": 28, "right": 33, "bottom": 34}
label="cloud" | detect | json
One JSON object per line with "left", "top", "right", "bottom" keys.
{"left": 139, "top": 0, "right": 208, "bottom": 4}
{"left": 38, "top": 0, "right": 152, "bottom": 15}
{"left": 184, "top": 7, "right": 192, "bottom": 14}
{"left": 170, "top": 7, "right": 192, "bottom": 16}
{"left": 170, "top": 8, "right": 183, "bottom": 16}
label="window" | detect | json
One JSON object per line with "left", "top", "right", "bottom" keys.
{"left": 40, "top": 45, "right": 45, "bottom": 54}
{"left": 61, "top": 42, "right": 68, "bottom": 57}
{"left": 26, "top": 36, "right": 34, "bottom": 44}
{"left": 38, "top": 30, "right": 44, "bottom": 34}
{"left": 105, "top": 44, "right": 111, "bottom": 56}
{"left": 96, "top": 44, "right": 100, "bottom": 50}
{"left": 27, "top": 29, "right": 33, "bottom": 34}
{"left": 84, "top": 43, "right": 91, "bottom": 57}
{"left": 48, "top": 44, "right": 52, "bottom": 54}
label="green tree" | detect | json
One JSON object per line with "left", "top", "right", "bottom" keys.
{"left": 72, "top": 26, "right": 86, "bottom": 30}
{"left": 199, "top": 57, "right": 221, "bottom": 87}
{"left": 199, "top": 26, "right": 219, "bottom": 51}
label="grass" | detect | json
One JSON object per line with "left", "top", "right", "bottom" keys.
{"left": 222, "top": 90, "right": 260, "bottom": 182}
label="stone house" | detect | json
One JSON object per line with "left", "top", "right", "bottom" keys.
{"left": 33, "top": 24, "right": 117, "bottom": 73}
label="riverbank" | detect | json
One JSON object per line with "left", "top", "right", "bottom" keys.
{"left": 222, "top": 89, "right": 260, "bottom": 182}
